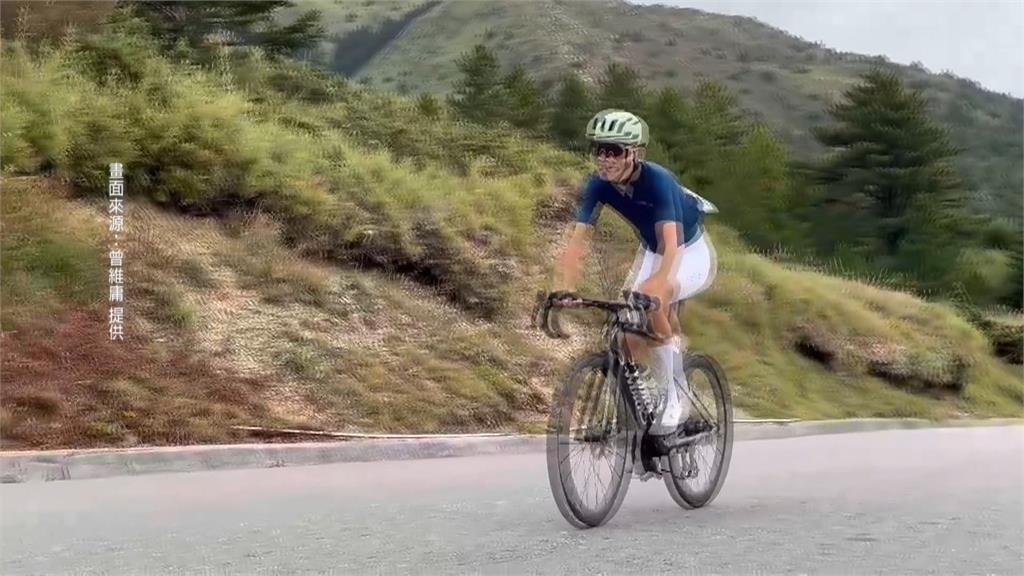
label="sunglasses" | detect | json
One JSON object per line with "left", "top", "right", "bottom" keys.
{"left": 590, "top": 142, "right": 628, "bottom": 158}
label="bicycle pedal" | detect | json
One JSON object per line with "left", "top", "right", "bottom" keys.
{"left": 637, "top": 457, "right": 663, "bottom": 481}
{"left": 631, "top": 442, "right": 663, "bottom": 479}
{"left": 640, "top": 447, "right": 664, "bottom": 478}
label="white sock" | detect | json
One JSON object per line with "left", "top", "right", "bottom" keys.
{"left": 650, "top": 342, "right": 690, "bottom": 433}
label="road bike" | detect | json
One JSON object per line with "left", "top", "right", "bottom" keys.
{"left": 534, "top": 290, "right": 734, "bottom": 528}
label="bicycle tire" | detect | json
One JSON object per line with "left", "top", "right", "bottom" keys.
{"left": 663, "top": 351, "right": 734, "bottom": 509}
{"left": 546, "top": 353, "right": 634, "bottom": 528}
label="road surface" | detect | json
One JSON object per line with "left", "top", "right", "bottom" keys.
{"left": 2, "top": 426, "right": 1022, "bottom": 574}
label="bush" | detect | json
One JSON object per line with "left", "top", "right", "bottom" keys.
{"left": 0, "top": 98, "right": 37, "bottom": 173}
{"left": 981, "top": 218, "right": 1020, "bottom": 250}
{"left": 0, "top": 45, "right": 74, "bottom": 173}
{"left": 265, "top": 61, "right": 348, "bottom": 103}
{"left": 952, "top": 248, "right": 1013, "bottom": 307}
{"left": 0, "top": 179, "right": 106, "bottom": 324}
{"left": 978, "top": 315, "right": 1024, "bottom": 364}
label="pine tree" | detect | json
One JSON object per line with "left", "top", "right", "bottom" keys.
{"left": 502, "top": 65, "right": 546, "bottom": 133}
{"left": 642, "top": 87, "right": 689, "bottom": 169}
{"left": 597, "top": 62, "right": 645, "bottom": 110}
{"left": 416, "top": 92, "right": 442, "bottom": 119}
{"left": 811, "top": 69, "right": 966, "bottom": 278}
{"left": 707, "top": 124, "right": 797, "bottom": 249}
{"left": 549, "top": 73, "right": 593, "bottom": 152}
{"left": 447, "top": 44, "right": 508, "bottom": 125}
{"left": 127, "top": 1, "right": 323, "bottom": 57}
{"left": 691, "top": 79, "right": 746, "bottom": 149}
{"left": 674, "top": 80, "right": 746, "bottom": 189}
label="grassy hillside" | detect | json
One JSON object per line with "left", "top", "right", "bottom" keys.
{"left": 279, "top": 0, "right": 426, "bottom": 53}
{"left": 4, "top": 172, "right": 1021, "bottom": 450}
{"left": 1, "top": 17, "right": 1020, "bottom": 450}
{"left": 313, "top": 0, "right": 1022, "bottom": 220}
{"left": 278, "top": 0, "right": 434, "bottom": 75}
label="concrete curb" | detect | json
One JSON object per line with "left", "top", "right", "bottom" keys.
{"left": 732, "top": 417, "right": 1023, "bottom": 441}
{"left": 1, "top": 419, "right": 1020, "bottom": 484}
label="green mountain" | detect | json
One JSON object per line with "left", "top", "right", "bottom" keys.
{"left": 290, "top": 0, "right": 1022, "bottom": 220}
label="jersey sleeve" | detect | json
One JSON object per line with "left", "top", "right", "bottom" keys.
{"left": 575, "top": 175, "right": 603, "bottom": 225}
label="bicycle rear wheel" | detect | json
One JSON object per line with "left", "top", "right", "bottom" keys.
{"left": 663, "top": 352, "right": 734, "bottom": 509}
{"left": 546, "top": 353, "right": 634, "bottom": 528}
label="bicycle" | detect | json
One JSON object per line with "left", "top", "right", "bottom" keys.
{"left": 533, "top": 290, "right": 734, "bottom": 528}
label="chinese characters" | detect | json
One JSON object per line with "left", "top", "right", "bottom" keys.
{"left": 108, "top": 163, "right": 126, "bottom": 341}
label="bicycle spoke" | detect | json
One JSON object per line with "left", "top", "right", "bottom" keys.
{"left": 594, "top": 455, "right": 609, "bottom": 494}
{"left": 605, "top": 457, "right": 623, "bottom": 485}
{"left": 587, "top": 462, "right": 601, "bottom": 506}
{"left": 585, "top": 457, "right": 598, "bottom": 506}
{"left": 698, "top": 448, "right": 715, "bottom": 486}
{"left": 569, "top": 445, "right": 586, "bottom": 480}
{"left": 559, "top": 449, "right": 572, "bottom": 466}
{"left": 582, "top": 457, "right": 595, "bottom": 507}
{"left": 684, "top": 382, "right": 716, "bottom": 423}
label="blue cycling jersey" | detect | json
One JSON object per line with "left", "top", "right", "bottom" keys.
{"left": 575, "top": 161, "right": 705, "bottom": 251}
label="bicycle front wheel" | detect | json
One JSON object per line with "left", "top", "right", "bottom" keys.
{"left": 663, "top": 352, "right": 734, "bottom": 509}
{"left": 546, "top": 353, "right": 634, "bottom": 528}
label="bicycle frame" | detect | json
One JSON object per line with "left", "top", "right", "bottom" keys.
{"left": 536, "top": 290, "right": 720, "bottom": 477}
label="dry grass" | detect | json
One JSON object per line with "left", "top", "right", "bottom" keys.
{"left": 0, "top": 178, "right": 305, "bottom": 449}
{"left": 0, "top": 177, "right": 107, "bottom": 327}
{"left": 114, "top": 188, "right": 559, "bottom": 434}
{"left": 0, "top": 307, "right": 287, "bottom": 450}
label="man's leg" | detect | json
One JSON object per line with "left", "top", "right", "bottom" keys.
{"left": 647, "top": 302, "right": 690, "bottom": 434}
{"left": 623, "top": 308, "right": 668, "bottom": 377}
{"left": 649, "top": 234, "right": 717, "bottom": 436}
{"left": 621, "top": 247, "right": 666, "bottom": 367}
{"left": 622, "top": 298, "right": 684, "bottom": 433}
{"left": 622, "top": 248, "right": 680, "bottom": 430}
{"left": 669, "top": 301, "right": 683, "bottom": 347}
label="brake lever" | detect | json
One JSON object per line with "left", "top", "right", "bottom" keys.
{"left": 531, "top": 291, "right": 547, "bottom": 330}
{"left": 547, "top": 305, "right": 570, "bottom": 339}
{"left": 533, "top": 291, "right": 571, "bottom": 339}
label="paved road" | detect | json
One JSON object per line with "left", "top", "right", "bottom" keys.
{"left": 2, "top": 426, "right": 1022, "bottom": 575}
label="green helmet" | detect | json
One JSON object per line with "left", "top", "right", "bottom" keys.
{"left": 585, "top": 109, "right": 649, "bottom": 147}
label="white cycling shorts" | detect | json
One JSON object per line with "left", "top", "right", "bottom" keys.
{"left": 624, "top": 231, "right": 717, "bottom": 304}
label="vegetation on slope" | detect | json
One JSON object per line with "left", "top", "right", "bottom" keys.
{"left": 0, "top": 6, "right": 1020, "bottom": 449}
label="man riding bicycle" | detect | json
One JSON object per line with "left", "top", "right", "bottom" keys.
{"left": 547, "top": 109, "right": 718, "bottom": 439}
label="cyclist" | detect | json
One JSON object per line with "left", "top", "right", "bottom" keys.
{"left": 547, "top": 109, "right": 718, "bottom": 438}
